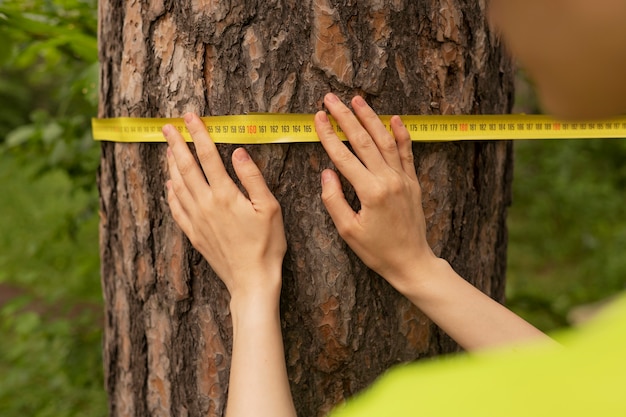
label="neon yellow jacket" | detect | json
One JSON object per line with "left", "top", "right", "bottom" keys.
{"left": 331, "top": 292, "right": 626, "bottom": 416}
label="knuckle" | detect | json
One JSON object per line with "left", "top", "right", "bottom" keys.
{"left": 176, "top": 156, "right": 196, "bottom": 177}
{"left": 246, "top": 168, "right": 264, "bottom": 183}
{"left": 389, "top": 180, "right": 409, "bottom": 202}
{"left": 321, "top": 188, "right": 331, "bottom": 203}
{"left": 402, "top": 150, "right": 415, "bottom": 165}
{"left": 170, "top": 178, "right": 187, "bottom": 196}
{"left": 366, "top": 176, "right": 404, "bottom": 204}
{"left": 353, "top": 132, "right": 375, "bottom": 148}
{"left": 368, "top": 184, "right": 388, "bottom": 205}
{"left": 266, "top": 198, "right": 282, "bottom": 215}
{"left": 336, "top": 105, "right": 354, "bottom": 118}
{"left": 337, "top": 221, "right": 357, "bottom": 240}
{"left": 318, "top": 118, "right": 337, "bottom": 138}
{"left": 195, "top": 146, "right": 213, "bottom": 165}
{"left": 211, "top": 190, "right": 230, "bottom": 207}
{"left": 321, "top": 188, "right": 336, "bottom": 205}
{"left": 387, "top": 175, "right": 405, "bottom": 193}
{"left": 379, "top": 136, "right": 398, "bottom": 153}
{"left": 167, "top": 192, "right": 179, "bottom": 211}
{"left": 197, "top": 192, "right": 214, "bottom": 209}
{"left": 333, "top": 147, "right": 355, "bottom": 167}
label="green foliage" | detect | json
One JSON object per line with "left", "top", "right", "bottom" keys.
{"left": 506, "top": 71, "right": 626, "bottom": 331}
{"left": 0, "top": 1, "right": 104, "bottom": 416}
{"left": 0, "top": 0, "right": 624, "bottom": 413}
{"left": 0, "top": 300, "right": 106, "bottom": 417}
{"left": 507, "top": 139, "right": 626, "bottom": 330}
{"left": 0, "top": 157, "right": 100, "bottom": 301}
{"left": 0, "top": 0, "right": 99, "bottom": 297}
{"left": 0, "top": 152, "right": 104, "bottom": 417}
{"left": 0, "top": 0, "right": 99, "bottom": 189}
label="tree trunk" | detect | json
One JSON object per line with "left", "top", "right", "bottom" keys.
{"left": 98, "top": 1, "right": 513, "bottom": 416}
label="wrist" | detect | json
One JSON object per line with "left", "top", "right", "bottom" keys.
{"left": 229, "top": 289, "right": 282, "bottom": 340}
{"left": 230, "top": 290, "right": 279, "bottom": 313}
{"left": 390, "top": 256, "right": 454, "bottom": 303}
{"left": 228, "top": 273, "right": 282, "bottom": 319}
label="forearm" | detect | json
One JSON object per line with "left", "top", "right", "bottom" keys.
{"left": 395, "top": 259, "right": 553, "bottom": 351}
{"left": 165, "top": 113, "right": 294, "bottom": 416}
{"left": 227, "top": 292, "right": 296, "bottom": 417}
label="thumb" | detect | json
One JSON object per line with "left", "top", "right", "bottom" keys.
{"left": 321, "top": 169, "right": 356, "bottom": 234}
{"left": 232, "top": 148, "right": 274, "bottom": 203}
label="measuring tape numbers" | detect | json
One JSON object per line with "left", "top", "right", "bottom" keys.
{"left": 91, "top": 114, "right": 626, "bottom": 144}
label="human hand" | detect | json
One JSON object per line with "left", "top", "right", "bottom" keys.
{"left": 315, "top": 95, "right": 552, "bottom": 351}
{"left": 163, "top": 113, "right": 286, "bottom": 303}
{"left": 315, "top": 94, "right": 441, "bottom": 295}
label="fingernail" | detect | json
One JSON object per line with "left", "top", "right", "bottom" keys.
{"left": 233, "top": 148, "right": 250, "bottom": 162}
{"left": 183, "top": 113, "right": 194, "bottom": 124}
{"left": 162, "top": 124, "right": 172, "bottom": 137}
{"left": 325, "top": 93, "right": 338, "bottom": 103}
{"left": 317, "top": 111, "right": 329, "bottom": 123}
{"left": 321, "top": 170, "right": 332, "bottom": 185}
{"left": 393, "top": 115, "right": 405, "bottom": 128}
{"left": 353, "top": 96, "right": 366, "bottom": 107}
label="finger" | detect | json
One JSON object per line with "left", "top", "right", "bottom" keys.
{"left": 315, "top": 111, "right": 371, "bottom": 191}
{"left": 166, "top": 179, "right": 194, "bottom": 236}
{"left": 163, "top": 123, "right": 209, "bottom": 201}
{"left": 391, "top": 116, "right": 418, "bottom": 181}
{"left": 231, "top": 147, "right": 275, "bottom": 205}
{"left": 320, "top": 169, "right": 358, "bottom": 238}
{"left": 323, "top": 93, "right": 387, "bottom": 172}
{"left": 351, "top": 96, "right": 403, "bottom": 172}
{"left": 183, "top": 113, "right": 233, "bottom": 188}
{"left": 165, "top": 137, "right": 205, "bottom": 210}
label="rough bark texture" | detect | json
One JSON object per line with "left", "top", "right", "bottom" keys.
{"left": 98, "top": 1, "right": 514, "bottom": 416}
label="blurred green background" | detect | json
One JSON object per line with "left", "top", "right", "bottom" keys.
{"left": 0, "top": 1, "right": 624, "bottom": 416}
{"left": 0, "top": 0, "right": 104, "bottom": 415}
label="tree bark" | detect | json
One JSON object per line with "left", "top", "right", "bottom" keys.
{"left": 98, "top": 1, "right": 514, "bottom": 416}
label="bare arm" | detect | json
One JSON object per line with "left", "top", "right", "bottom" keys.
{"left": 164, "top": 113, "right": 296, "bottom": 417}
{"left": 228, "top": 294, "right": 295, "bottom": 417}
{"left": 316, "top": 94, "right": 552, "bottom": 351}
{"left": 489, "top": 0, "right": 626, "bottom": 119}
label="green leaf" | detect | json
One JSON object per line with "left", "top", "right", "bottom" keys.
{"left": 42, "top": 122, "right": 63, "bottom": 144}
{"left": 13, "top": 311, "right": 41, "bottom": 335}
{"left": 5, "top": 125, "right": 37, "bottom": 147}
{"left": 0, "top": 9, "right": 97, "bottom": 63}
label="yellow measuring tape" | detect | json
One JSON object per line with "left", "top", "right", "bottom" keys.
{"left": 92, "top": 114, "right": 626, "bottom": 144}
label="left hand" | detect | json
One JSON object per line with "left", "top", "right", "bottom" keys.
{"left": 163, "top": 113, "right": 286, "bottom": 302}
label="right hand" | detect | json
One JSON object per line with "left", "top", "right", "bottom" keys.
{"left": 316, "top": 94, "right": 553, "bottom": 352}
{"left": 164, "top": 113, "right": 287, "bottom": 303}
{"left": 315, "top": 94, "right": 441, "bottom": 295}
